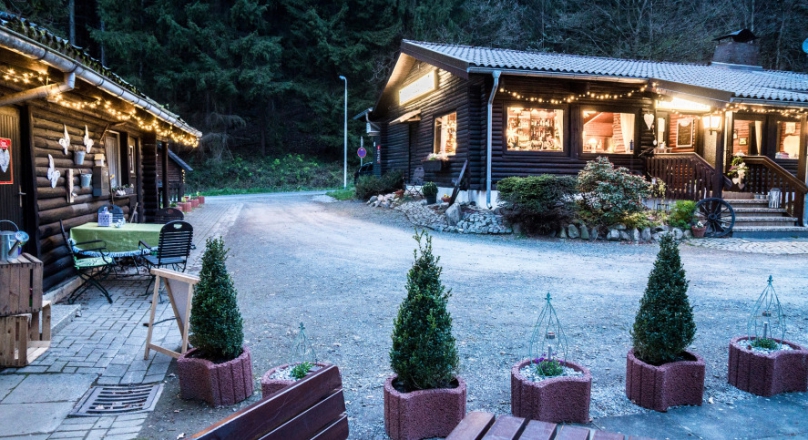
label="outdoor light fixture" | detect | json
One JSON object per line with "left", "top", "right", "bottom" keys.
{"left": 704, "top": 114, "right": 722, "bottom": 134}
{"left": 339, "top": 75, "right": 348, "bottom": 189}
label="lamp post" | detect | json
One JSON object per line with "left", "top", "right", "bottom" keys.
{"left": 339, "top": 75, "right": 348, "bottom": 189}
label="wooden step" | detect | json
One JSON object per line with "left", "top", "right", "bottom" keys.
{"left": 733, "top": 216, "right": 798, "bottom": 227}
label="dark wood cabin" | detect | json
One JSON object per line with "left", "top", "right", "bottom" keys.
{"left": 368, "top": 39, "right": 808, "bottom": 227}
{"left": 0, "top": 13, "right": 201, "bottom": 291}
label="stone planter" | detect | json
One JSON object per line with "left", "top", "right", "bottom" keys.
{"left": 198, "top": 195, "right": 205, "bottom": 204}
{"left": 178, "top": 202, "right": 192, "bottom": 212}
{"left": 511, "top": 359, "right": 591, "bottom": 424}
{"left": 260, "top": 362, "right": 330, "bottom": 398}
{"left": 728, "top": 336, "right": 808, "bottom": 397}
{"left": 191, "top": 198, "right": 200, "bottom": 208}
{"left": 625, "top": 349, "right": 705, "bottom": 412}
{"left": 384, "top": 374, "right": 466, "bottom": 440}
{"left": 177, "top": 346, "right": 254, "bottom": 407}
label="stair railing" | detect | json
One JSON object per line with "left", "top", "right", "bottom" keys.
{"left": 742, "top": 156, "right": 807, "bottom": 225}
{"left": 646, "top": 153, "right": 719, "bottom": 201}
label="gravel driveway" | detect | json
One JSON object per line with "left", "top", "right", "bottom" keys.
{"left": 139, "top": 193, "right": 808, "bottom": 439}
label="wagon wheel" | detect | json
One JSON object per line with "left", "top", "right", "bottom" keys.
{"left": 695, "top": 198, "right": 735, "bottom": 238}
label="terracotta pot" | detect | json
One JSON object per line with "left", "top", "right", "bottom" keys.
{"left": 728, "top": 336, "right": 808, "bottom": 397}
{"left": 384, "top": 374, "right": 466, "bottom": 440}
{"left": 260, "top": 362, "right": 331, "bottom": 398}
{"left": 691, "top": 226, "right": 707, "bottom": 238}
{"left": 177, "top": 346, "right": 254, "bottom": 407}
{"left": 395, "top": 189, "right": 405, "bottom": 197}
{"left": 441, "top": 196, "right": 451, "bottom": 204}
{"left": 625, "top": 349, "right": 704, "bottom": 412}
{"left": 511, "top": 359, "right": 591, "bottom": 424}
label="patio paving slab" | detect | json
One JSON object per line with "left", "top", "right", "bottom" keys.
{"left": 0, "top": 402, "right": 75, "bottom": 436}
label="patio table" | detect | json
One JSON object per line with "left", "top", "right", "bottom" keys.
{"left": 70, "top": 222, "right": 163, "bottom": 257}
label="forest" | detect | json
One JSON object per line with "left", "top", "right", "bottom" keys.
{"left": 1, "top": 0, "right": 807, "bottom": 175}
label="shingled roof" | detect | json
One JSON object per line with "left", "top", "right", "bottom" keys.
{"left": 400, "top": 40, "right": 808, "bottom": 105}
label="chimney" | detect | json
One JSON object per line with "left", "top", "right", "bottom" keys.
{"left": 711, "top": 29, "right": 762, "bottom": 70}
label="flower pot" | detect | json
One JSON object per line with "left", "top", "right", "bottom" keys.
{"left": 625, "top": 349, "right": 705, "bottom": 412}
{"left": 384, "top": 374, "right": 466, "bottom": 440}
{"left": 728, "top": 336, "right": 808, "bottom": 397}
{"left": 74, "top": 150, "right": 85, "bottom": 165}
{"left": 441, "top": 196, "right": 451, "bottom": 204}
{"left": 511, "top": 359, "right": 591, "bottom": 424}
{"left": 691, "top": 226, "right": 707, "bottom": 238}
{"left": 177, "top": 346, "right": 254, "bottom": 407}
{"left": 425, "top": 194, "right": 437, "bottom": 205}
{"left": 395, "top": 189, "right": 405, "bottom": 197}
{"left": 260, "top": 362, "right": 331, "bottom": 398}
{"left": 79, "top": 173, "right": 92, "bottom": 188}
{"left": 421, "top": 160, "right": 444, "bottom": 172}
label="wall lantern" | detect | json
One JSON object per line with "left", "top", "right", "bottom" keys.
{"left": 703, "top": 114, "right": 722, "bottom": 134}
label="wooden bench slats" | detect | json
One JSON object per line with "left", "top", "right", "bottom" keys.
{"left": 447, "top": 412, "right": 496, "bottom": 440}
{"left": 260, "top": 389, "right": 346, "bottom": 440}
{"left": 555, "top": 425, "right": 591, "bottom": 440}
{"left": 593, "top": 430, "right": 625, "bottom": 440}
{"left": 482, "top": 415, "right": 527, "bottom": 440}
{"left": 519, "top": 420, "right": 557, "bottom": 440}
{"left": 193, "top": 365, "right": 343, "bottom": 440}
{"left": 309, "top": 415, "right": 350, "bottom": 440}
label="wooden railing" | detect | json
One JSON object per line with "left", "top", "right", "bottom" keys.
{"left": 743, "top": 155, "right": 807, "bottom": 224}
{"left": 646, "top": 153, "right": 719, "bottom": 201}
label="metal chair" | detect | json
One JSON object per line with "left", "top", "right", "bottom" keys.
{"left": 59, "top": 220, "right": 115, "bottom": 304}
{"left": 97, "top": 204, "right": 125, "bottom": 223}
{"left": 406, "top": 166, "right": 425, "bottom": 198}
{"left": 154, "top": 207, "right": 184, "bottom": 224}
{"left": 139, "top": 220, "right": 194, "bottom": 295}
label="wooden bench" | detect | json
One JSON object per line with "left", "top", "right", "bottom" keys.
{"left": 447, "top": 412, "right": 653, "bottom": 440}
{"left": 192, "top": 364, "right": 348, "bottom": 440}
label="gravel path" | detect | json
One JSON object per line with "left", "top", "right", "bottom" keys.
{"left": 139, "top": 193, "right": 808, "bottom": 439}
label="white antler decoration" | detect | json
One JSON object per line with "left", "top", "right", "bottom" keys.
{"left": 58, "top": 124, "right": 70, "bottom": 155}
{"left": 83, "top": 125, "right": 94, "bottom": 153}
{"left": 47, "top": 154, "right": 61, "bottom": 188}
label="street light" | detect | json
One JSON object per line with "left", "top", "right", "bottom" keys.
{"left": 339, "top": 75, "right": 348, "bottom": 189}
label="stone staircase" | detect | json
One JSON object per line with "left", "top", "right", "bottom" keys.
{"left": 724, "top": 193, "right": 808, "bottom": 238}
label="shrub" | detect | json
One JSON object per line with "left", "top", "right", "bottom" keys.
{"left": 497, "top": 175, "right": 577, "bottom": 234}
{"left": 189, "top": 237, "right": 244, "bottom": 361}
{"left": 291, "top": 361, "right": 314, "bottom": 380}
{"left": 668, "top": 200, "right": 697, "bottom": 229}
{"left": 390, "top": 230, "right": 458, "bottom": 391}
{"left": 632, "top": 234, "right": 696, "bottom": 365}
{"left": 355, "top": 170, "right": 404, "bottom": 200}
{"left": 422, "top": 181, "right": 438, "bottom": 197}
{"left": 577, "top": 157, "right": 650, "bottom": 226}
{"left": 620, "top": 212, "right": 657, "bottom": 230}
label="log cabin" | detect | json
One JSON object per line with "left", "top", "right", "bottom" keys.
{"left": 368, "top": 33, "right": 808, "bottom": 236}
{"left": 0, "top": 13, "right": 201, "bottom": 291}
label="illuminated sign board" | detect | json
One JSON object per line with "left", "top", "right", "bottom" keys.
{"left": 399, "top": 70, "right": 437, "bottom": 105}
{"left": 656, "top": 97, "right": 711, "bottom": 112}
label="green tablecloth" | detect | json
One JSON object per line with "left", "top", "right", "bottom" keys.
{"left": 71, "top": 222, "right": 163, "bottom": 253}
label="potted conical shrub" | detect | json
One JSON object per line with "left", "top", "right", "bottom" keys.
{"left": 626, "top": 234, "right": 704, "bottom": 412}
{"left": 177, "top": 237, "right": 254, "bottom": 407}
{"left": 384, "top": 231, "right": 465, "bottom": 440}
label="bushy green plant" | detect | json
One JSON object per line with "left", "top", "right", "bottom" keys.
{"left": 355, "top": 170, "right": 404, "bottom": 200}
{"left": 422, "top": 181, "right": 438, "bottom": 197}
{"left": 290, "top": 361, "right": 314, "bottom": 379}
{"left": 325, "top": 187, "right": 355, "bottom": 200}
{"left": 577, "top": 157, "right": 651, "bottom": 226}
{"left": 750, "top": 338, "right": 778, "bottom": 350}
{"left": 390, "top": 230, "right": 458, "bottom": 391}
{"left": 497, "top": 175, "right": 577, "bottom": 235}
{"left": 189, "top": 237, "right": 244, "bottom": 361}
{"left": 632, "top": 234, "right": 696, "bottom": 365}
{"left": 621, "top": 212, "right": 656, "bottom": 230}
{"left": 668, "top": 200, "right": 697, "bottom": 229}
{"left": 535, "top": 359, "right": 564, "bottom": 377}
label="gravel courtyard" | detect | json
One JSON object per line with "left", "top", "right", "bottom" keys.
{"left": 140, "top": 193, "right": 808, "bottom": 439}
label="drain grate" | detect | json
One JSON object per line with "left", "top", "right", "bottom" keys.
{"left": 71, "top": 383, "right": 164, "bottom": 416}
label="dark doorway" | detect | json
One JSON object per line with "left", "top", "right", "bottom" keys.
{"left": 0, "top": 106, "right": 24, "bottom": 231}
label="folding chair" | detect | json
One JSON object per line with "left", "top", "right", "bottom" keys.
{"left": 406, "top": 166, "right": 425, "bottom": 198}
{"left": 139, "top": 220, "right": 194, "bottom": 296}
{"left": 59, "top": 220, "right": 116, "bottom": 304}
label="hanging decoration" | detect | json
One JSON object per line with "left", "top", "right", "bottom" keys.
{"left": 58, "top": 124, "right": 70, "bottom": 155}
{"left": 643, "top": 113, "right": 655, "bottom": 131}
{"left": 83, "top": 125, "right": 94, "bottom": 153}
{"left": 0, "top": 137, "right": 10, "bottom": 175}
{"left": 47, "top": 154, "right": 60, "bottom": 188}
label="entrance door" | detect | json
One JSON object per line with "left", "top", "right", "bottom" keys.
{"left": 0, "top": 106, "right": 23, "bottom": 230}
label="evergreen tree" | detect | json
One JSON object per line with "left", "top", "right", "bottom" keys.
{"left": 632, "top": 234, "right": 696, "bottom": 365}
{"left": 189, "top": 237, "right": 244, "bottom": 361}
{"left": 390, "top": 230, "right": 458, "bottom": 391}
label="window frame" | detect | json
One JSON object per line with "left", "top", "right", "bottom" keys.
{"left": 501, "top": 102, "right": 569, "bottom": 157}
{"left": 432, "top": 110, "right": 458, "bottom": 157}
{"left": 579, "top": 106, "right": 640, "bottom": 158}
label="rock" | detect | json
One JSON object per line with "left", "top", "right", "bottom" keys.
{"left": 672, "top": 227, "right": 684, "bottom": 240}
{"left": 368, "top": 195, "right": 378, "bottom": 204}
{"left": 641, "top": 227, "right": 652, "bottom": 242}
{"left": 620, "top": 231, "right": 631, "bottom": 241}
{"left": 590, "top": 227, "right": 599, "bottom": 240}
{"left": 652, "top": 232, "right": 661, "bottom": 241}
{"left": 631, "top": 228, "right": 641, "bottom": 242}
{"left": 654, "top": 225, "right": 669, "bottom": 233}
{"left": 684, "top": 230, "right": 693, "bottom": 239}
{"left": 445, "top": 204, "right": 461, "bottom": 226}
{"left": 608, "top": 229, "right": 621, "bottom": 241}
{"left": 559, "top": 227, "right": 568, "bottom": 239}
{"left": 580, "top": 226, "right": 590, "bottom": 240}
{"left": 615, "top": 224, "right": 627, "bottom": 230}
{"left": 568, "top": 224, "right": 580, "bottom": 239}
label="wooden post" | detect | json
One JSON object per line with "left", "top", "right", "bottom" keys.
{"left": 712, "top": 113, "right": 726, "bottom": 198}
{"left": 797, "top": 113, "right": 807, "bottom": 226}
{"left": 161, "top": 142, "right": 169, "bottom": 209}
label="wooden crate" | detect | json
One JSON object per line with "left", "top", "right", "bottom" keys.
{"left": 0, "top": 253, "right": 43, "bottom": 317}
{"left": 0, "top": 301, "right": 51, "bottom": 367}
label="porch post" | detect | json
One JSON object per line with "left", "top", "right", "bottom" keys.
{"left": 161, "top": 141, "right": 170, "bottom": 209}
{"left": 712, "top": 113, "right": 726, "bottom": 198}
{"left": 798, "top": 113, "right": 807, "bottom": 226}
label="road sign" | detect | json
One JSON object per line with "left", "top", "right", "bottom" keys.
{"left": 357, "top": 147, "right": 367, "bottom": 158}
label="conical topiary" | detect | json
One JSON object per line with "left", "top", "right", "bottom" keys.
{"left": 390, "top": 230, "right": 458, "bottom": 391}
{"left": 631, "top": 234, "right": 696, "bottom": 365}
{"left": 189, "top": 236, "right": 244, "bottom": 361}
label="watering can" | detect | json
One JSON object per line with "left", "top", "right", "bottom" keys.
{"left": 0, "top": 220, "right": 24, "bottom": 263}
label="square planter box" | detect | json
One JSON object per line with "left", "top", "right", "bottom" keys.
{"left": 421, "top": 160, "right": 445, "bottom": 172}
{"left": 177, "top": 346, "right": 254, "bottom": 407}
{"left": 511, "top": 359, "right": 591, "bottom": 424}
{"left": 625, "top": 349, "right": 705, "bottom": 412}
{"left": 728, "top": 336, "right": 808, "bottom": 397}
{"left": 384, "top": 374, "right": 466, "bottom": 440}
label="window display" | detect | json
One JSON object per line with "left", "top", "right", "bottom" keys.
{"left": 433, "top": 112, "right": 457, "bottom": 155}
{"left": 505, "top": 107, "right": 564, "bottom": 152}
{"left": 582, "top": 111, "right": 635, "bottom": 154}
{"left": 777, "top": 121, "right": 800, "bottom": 159}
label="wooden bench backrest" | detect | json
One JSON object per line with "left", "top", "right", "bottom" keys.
{"left": 193, "top": 364, "right": 348, "bottom": 440}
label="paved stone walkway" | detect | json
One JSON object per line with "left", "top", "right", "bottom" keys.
{"left": 685, "top": 237, "right": 808, "bottom": 254}
{"left": 0, "top": 201, "right": 242, "bottom": 440}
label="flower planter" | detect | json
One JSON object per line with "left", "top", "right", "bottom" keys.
{"left": 441, "top": 196, "right": 451, "bottom": 204}
{"left": 691, "top": 226, "right": 707, "bottom": 238}
{"left": 511, "top": 359, "right": 591, "bottom": 424}
{"left": 191, "top": 198, "right": 200, "bottom": 208}
{"left": 260, "top": 362, "right": 331, "bottom": 398}
{"left": 421, "top": 160, "right": 444, "bottom": 172}
{"left": 424, "top": 194, "right": 437, "bottom": 205}
{"left": 384, "top": 374, "right": 466, "bottom": 440}
{"left": 177, "top": 346, "right": 254, "bottom": 407}
{"left": 625, "top": 349, "right": 705, "bottom": 412}
{"left": 728, "top": 336, "right": 808, "bottom": 397}
{"left": 198, "top": 195, "right": 205, "bottom": 204}
{"left": 178, "top": 202, "right": 192, "bottom": 212}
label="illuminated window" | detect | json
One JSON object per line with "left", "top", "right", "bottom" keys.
{"left": 777, "top": 121, "right": 800, "bottom": 159}
{"left": 582, "top": 111, "right": 635, "bottom": 154}
{"left": 433, "top": 112, "right": 457, "bottom": 155}
{"left": 506, "top": 107, "right": 564, "bottom": 152}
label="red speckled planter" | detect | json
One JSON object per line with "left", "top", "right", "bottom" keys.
{"left": 511, "top": 359, "right": 591, "bottom": 424}
{"left": 384, "top": 375, "right": 466, "bottom": 440}
{"left": 191, "top": 198, "right": 199, "bottom": 208}
{"left": 177, "top": 346, "right": 254, "bottom": 407}
{"left": 198, "top": 196, "right": 205, "bottom": 204}
{"left": 625, "top": 349, "right": 704, "bottom": 412}
{"left": 260, "top": 362, "right": 330, "bottom": 398}
{"left": 178, "top": 202, "right": 192, "bottom": 212}
{"left": 728, "top": 336, "right": 808, "bottom": 397}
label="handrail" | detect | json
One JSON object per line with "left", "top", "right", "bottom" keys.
{"left": 646, "top": 153, "right": 718, "bottom": 201}
{"left": 743, "top": 156, "right": 808, "bottom": 192}
{"left": 742, "top": 155, "right": 806, "bottom": 225}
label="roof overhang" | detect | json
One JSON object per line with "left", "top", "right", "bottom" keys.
{"left": 468, "top": 67, "right": 648, "bottom": 84}
{"left": 389, "top": 109, "right": 421, "bottom": 125}
{"left": 650, "top": 79, "right": 733, "bottom": 109}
